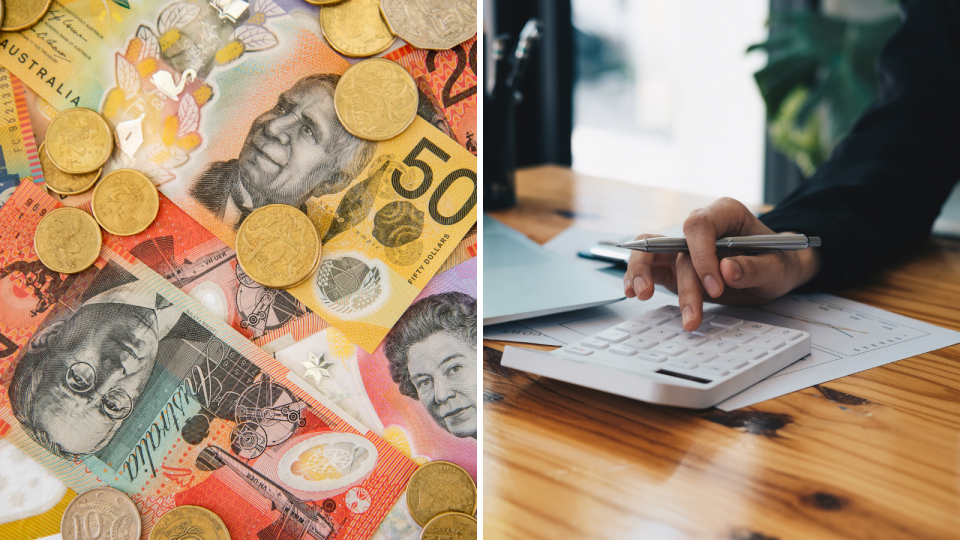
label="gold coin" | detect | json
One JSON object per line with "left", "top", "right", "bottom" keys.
{"left": 420, "top": 512, "right": 477, "bottom": 540}
{"left": 335, "top": 58, "right": 418, "bottom": 141}
{"left": 381, "top": 0, "right": 477, "bottom": 51}
{"left": 149, "top": 506, "right": 229, "bottom": 540}
{"left": 236, "top": 204, "right": 321, "bottom": 289}
{"left": 45, "top": 108, "right": 114, "bottom": 174}
{"left": 1, "top": 0, "right": 53, "bottom": 31}
{"left": 320, "top": 0, "right": 396, "bottom": 58}
{"left": 305, "top": 0, "right": 343, "bottom": 4}
{"left": 38, "top": 143, "right": 101, "bottom": 195}
{"left": 35, "top": 207, "right": 101, "bottom": 274}
{"left": 62, "top": 487, "right": 141, "bottom": 540}
{"left": 91, "top": 169, "right": 159, "bottom": 236}
{"left": 406, "top": 461, "right": 477, "bottom": 527}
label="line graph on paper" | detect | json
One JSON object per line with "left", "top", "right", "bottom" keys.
{"left": 723, "top": 295, "right": 929, "bottom": 357}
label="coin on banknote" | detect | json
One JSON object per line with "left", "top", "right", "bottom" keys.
{"left": 149, "top": 505, "right": 230, "bottom": 540}
{"left": 1, "top": 0, "right": 53, "bottom": 32}
{"left": 38, "top": 143, "right": 101, "bottom": 195}
{"left": 305, "top": 0, "right": 342, "bottom": 4}
{"left": 335, "top": 58, "right": 418, "bottom": 141}
{"left": 35, "top": 207, "right": 101, "bottom": 273}
{"left": 236, "top": 204, "right": 321, "bottom": 289}
{"left": 45, "top": 108, "right": 114, "bottom": 174}
{"left": 381, "top": 0, "right": 477, "bottom": 51}
{"left": 406, "top": 461, "right": 477, "bottom": 526}
{"left": 420, "top": 512, "right": 477, "bottom": 540}
{"left": 320, "top": 0, "right": 396, "bottom": 57}
{"left": 91, "top": 169, "right": 159, "bottom": 236}
{"left": 61, "top": 487, "right": 141, "bottom": 540}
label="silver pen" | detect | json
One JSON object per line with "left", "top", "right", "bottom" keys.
{"left": 618, "top": 234, "right": 821, "bottom": 253}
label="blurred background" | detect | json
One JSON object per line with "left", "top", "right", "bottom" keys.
{"left": 485, "top": 0, "right": 903, "bottom": 206}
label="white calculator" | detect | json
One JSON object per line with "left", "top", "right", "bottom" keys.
{"left": 501, "top": 304, "right": 811, "bottom": 409}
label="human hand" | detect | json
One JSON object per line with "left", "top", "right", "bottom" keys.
{"left": 623, "top": 198, "right": 821, "bottom": 331}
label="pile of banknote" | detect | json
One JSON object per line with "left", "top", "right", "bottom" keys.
{"left": 0, "top": 0, "right": 477, "bottom": 538}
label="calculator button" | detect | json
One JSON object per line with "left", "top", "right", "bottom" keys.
{"left": 662, "top": 318, "right": 686, "bottom": 330}
{"left": 615, "top": 321, "right": 651, "bottom": 334}
{"left": 741, "top": 321, "right": 773, "bottom": 335}
{"left": 682, "top": 349, "right": 718, "bottom": 363}
{"left": 637, "top": 351, "right": 668, "bottom": 363}
{"left": 596, "top": 329, "right": 631, "bottom": 343}
{"left": 770, "top": 327, "right": 803, "bottom": 341}
{"left": 668, "top": 358, "right": 699, "bottom": 370}
{"left": 715, "top": 356, "right": 748, "bottom": 369}
{"left": 653, "top": 343, "right": 687, "bottom": 356}
{"left": 563, "top": 346, "right": 594, "bottom": 356}
{"left": 703, "top": 340, "right": 737, "bottom": 353}
{"left": 709, "top": 315, "right": 743, "bottom": 329}
{"left": 610, "top": 345, "right": 637, "bottom": 356}
{"left": 581, "top": 339, "right": 609, "bottom": 350}
{"left": 623, "top": 336, "right": 658, "bottom": 350}
{"left": 699, "top": 313, "right": 715, "bottom": 323}
{"left": 644, "top": 328, "right": 678, "bottom": 340}
{"left": 655, "top": 305, "right": 683, "bottom": 317}
{"left": 698, "top": 365, "right": 729, "bottom": 377}
{"left": 730, "top": 346, "right": 765, "bottom": 359}
{"left": 671, "top": 333, "right": 709, "bottom": 346}
{"left": 723, "top": 331, "right": 755, "bottom": 344}
{"left": 692, "top": 325, "right": 725, "bottom": 337}
{"left": 753, "top": 337, "right": 786, "bottom": 350}
{"left": 634, "top": 312, "right": 670, "bottom": 325}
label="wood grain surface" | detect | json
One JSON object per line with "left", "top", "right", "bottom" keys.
{"left": 483, "top": 166, "right": 960, "bottom": 540}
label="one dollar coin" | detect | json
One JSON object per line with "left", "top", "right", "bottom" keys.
{"left": 91, "top": 169, "right": 160, "bottom": 236}
{"left": 35, "top": 207, "right": 101, "bottom": 274}
{"left": 406, "top": 461, "right": 477, "bottom": 527}
{"left": 38, "top": 142, "right": 101, "bottom": 195}
{"left": 236, "top": 204, "right": 321, "bottom": 289}
{"left": 1, "top": 0, "right": 53, "bottom": 32}
{"left": 45, "top": 108, "right": 114, "bottom": 174}
{"left": 149, "top": 506, "right": 229, "bottom": 540}
{"left": 335, "top": 58, "right": 418, "bottom": 141}
{"left": 420, "top": 512, "right": 477, "bottom": 540}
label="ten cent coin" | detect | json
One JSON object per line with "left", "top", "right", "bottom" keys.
{"left": 91, "top": 169, "right": 159, "bottom": 236}
{"left": 38, "top": 142, "right": 102, "bottom": 195}
{"left": 321, "top": 0, "right": 396, "bottom": 58}
{"left": 419, "top": 512, "right": 477, "bottom": 540}
{"left": 45, "top": 108, "right": 114, "bottom": 174}
{"left": 61, "top": 487, "right": 141, "bottom": 540}
{"left": 406, "top": 461, "right": 477, "bottom": 527}
{"left": 236, "top": 204, "right": 321, "bottom": 289}
{"left": 1, "top": 0, "right": 53, "bottom": 32}
{"left": 149, "top": 506, "right": 230, "bottom": 540}
{"left": 335, "top": 58, "right": 418, "bottom": 141}
{"left": 381, "top": 0, "right": 478, "bottom": 51}
{"left": 35, "top": 207, "right": 101, "bottom": 274}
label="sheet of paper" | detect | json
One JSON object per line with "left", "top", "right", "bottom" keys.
{"left": 483, "top": 322, "right": 565, "bottom": 346}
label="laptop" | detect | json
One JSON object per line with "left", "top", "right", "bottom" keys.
{"left": 483, "top": 214, "right": 625, "bottom": 325}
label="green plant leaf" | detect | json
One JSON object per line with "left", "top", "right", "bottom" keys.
{"left": 112, "top": 0, "right": 131, "bottom": 9}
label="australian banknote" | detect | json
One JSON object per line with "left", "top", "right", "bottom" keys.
{"left": 0, "top": 181, "right": 417, "bottom": 540}
{"left": 0, "top": 67, "right": 42, "bottom": 207}
{"left": 385, "top": 36, "right": 477, "bottom": 154}
{"left": 1, "top": 0, "right": 478, "bottom": 353}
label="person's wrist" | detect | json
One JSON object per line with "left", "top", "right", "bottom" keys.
{"left": 781, "top": 231, "right": 821, "bottom": 289}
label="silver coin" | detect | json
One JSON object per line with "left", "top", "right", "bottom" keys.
{"left": 61, "top": 487, "right": 142, "bottom": 540}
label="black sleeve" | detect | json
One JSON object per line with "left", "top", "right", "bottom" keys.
{"left": 759, "top": 0, "right": 960, "bottom": 291}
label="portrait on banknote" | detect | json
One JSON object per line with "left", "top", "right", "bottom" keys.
{"left": 385, "top": 291, "right": 477, "bottom": 439}
{"left": 189, "top": 73, "right": 376, "bottom": 229}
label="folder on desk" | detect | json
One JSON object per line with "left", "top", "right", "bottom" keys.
{"left": 483, "top": 214, "right": 625, "bottom": 325}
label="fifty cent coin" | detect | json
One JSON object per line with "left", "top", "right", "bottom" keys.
{"left": 149, "top": 506, "right": 229, "bottom": 540}
{"left": 381, "top": 0, "right": 477, "bottom": 51}
{"left": 46, "top": 108, "right": 114, "bottom": 174}
{"left": 61, "top": 487, "right": 141, "bottom": 540}
{"left": 335, "top": 58, "right": 418, "bottom": 141}
{"left": 420, "top": 512, "right": 477, "bottom": 540}
{"left": 35, "top": 207, "right": 101, "bottom": 274}
{"left": 38, "top": 142, "right": 101, "bottom": 195}
{"left": 236, "top": 204, "right": 320, "bottom": 289}
{"left": 406, "top": 461, "right": 477, "bottom": 527}
{"left": 321, "top": 0, "right": 396, "bottom": 58}
{"left": 1, "top": 0, "right": 53, "bottom": 32}
{"left": 91, "top": 169, "right": 159, "bottom": 236}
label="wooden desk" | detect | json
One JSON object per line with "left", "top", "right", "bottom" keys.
{"left": 483, "top": 166, "right": 960, "bottom": 540}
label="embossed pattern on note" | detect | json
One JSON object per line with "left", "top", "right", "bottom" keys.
{"left": 335, "top": 59, "right": 418, "bottom": 142}
{"left": 380, "top": 0, "right": 477, "bottom": 51}
{"left": 45, "top": 108, "right": 114, "bottom": 174}
{"left": 34, "top": 207, "right": 101, "bottom": 273}
{"left": 320, "top": 0, "right": 396, "bottom": 58}
{"left": 236, "top": 204, "right": 321, "bottom": 289}
{"left": 91, "top": 169, "right": 160, "bottom": 236}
